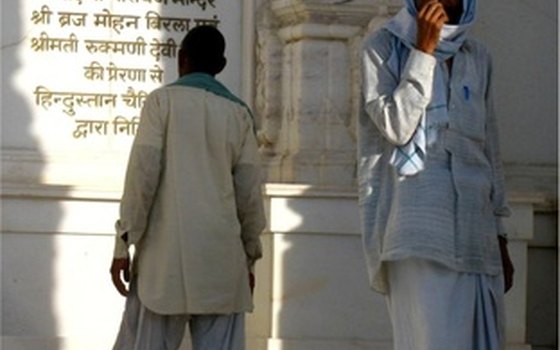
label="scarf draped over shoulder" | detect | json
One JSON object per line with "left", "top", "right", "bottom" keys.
{"left": 170, "top": 72, "right": 256, "bottom": 126}
{"left": 383, "top": 0, "right": 476, "bottom": 176}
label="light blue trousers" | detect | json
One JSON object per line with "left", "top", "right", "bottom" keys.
{"left": 113, "top": 279, "right": 245, "bottom": 350}
{"left": 385, "top": 258, "right": 505, "bottom": 350}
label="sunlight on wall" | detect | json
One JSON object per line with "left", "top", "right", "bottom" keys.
{"left": 48, "top": 199, "right": 119, "bottom": 348}
{"left": 269, "top": 197, "right": 303, "bottom": 341}
{"left": 271, "top": 235, "right": 294, "bottom": 343}
{"left": 269, "top": 197, "right": 305, "bottom": 233}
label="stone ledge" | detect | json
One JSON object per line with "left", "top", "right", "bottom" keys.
{"left": 271, "top": 1, "right": 377, "bottom": 27}
{"left": 1, "top": 182, "right": 121, "bottom": 201}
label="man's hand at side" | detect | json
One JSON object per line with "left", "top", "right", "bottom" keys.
{"left": 498, "top": 236, "right": 514, "bottom": 293}
{"left": 110, "top": 257, "right": 131, "bottom": 297}
{"left": 249, "top": 272, "right": 255, "bottom": 295}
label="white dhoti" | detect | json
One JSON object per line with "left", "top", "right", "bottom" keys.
{"left": 113, "top": 279, "right": 245, "bottom": 350}
{"left": 385, "top": 258, "right": 505, "bottom": 350}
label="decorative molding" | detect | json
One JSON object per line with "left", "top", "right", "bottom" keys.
{"left": 255, "top": 3, "right": 284, "bottom": 149}
{"left": 242, "top": 0, "right": 257, "bottom": 109}
{"left": 2, "top": 155, "right": 556, "bottom": 207}
{"left": 277, "top": 23, "right": 362, "bottom": 42}
{"left": 270, "top": 0, "right": 400, "bottom": 27}
{"left": 0, "top": 182, "right": 121, "bottom": 201}
{"left": 265, "top": 182, "right": 356, "bottom": 198}
{"left": 504, "top": 163, "right": 558, "bottom": 210}
{"left": 257, "top": 0, "right": 404, "bottom": 185}
{"left": 1, "top": 148, "right": 127, "bottom": 192}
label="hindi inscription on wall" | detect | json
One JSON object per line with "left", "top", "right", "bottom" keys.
{"left": 30, "top": 1, "right": 219, "bottom": 141}
{"left": 3, "top": 0, "right": 241, "bottom": 153}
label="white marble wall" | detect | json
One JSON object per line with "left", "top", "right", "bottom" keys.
{"left": 246, "top": 184, "right": 553, "bottom": 350}
{"left": 1, "top": 186, "right": 123, "bottom": 349}
{"left": 1, "top": 183, "right": 554, "bottom": 350}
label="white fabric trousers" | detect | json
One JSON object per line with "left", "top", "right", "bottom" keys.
{"left": 113, "top": 279, "right": 245, "bottom": 350}
{"left": 385, "top": 258, "right": 505, "bottom": 350}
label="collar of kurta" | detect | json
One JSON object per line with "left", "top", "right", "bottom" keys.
{"left": 171, "top": 72, "right": 254, "bottom": 122}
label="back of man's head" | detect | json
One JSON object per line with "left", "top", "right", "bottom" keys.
{"left": 180, "top": 25, "right": 226, "bottom": 76}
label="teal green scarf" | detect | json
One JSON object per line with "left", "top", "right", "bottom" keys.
{"left": 171, "top": 73, "right": 255, "bottom": 123}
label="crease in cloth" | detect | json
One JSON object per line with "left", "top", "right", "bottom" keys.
{"left": 112, "top": 278, "right": 245, "bottom": 350}
{"left": 385, "top": 258, "right": 504, "bottom": 350}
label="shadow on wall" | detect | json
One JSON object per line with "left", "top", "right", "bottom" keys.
{"left": 1, "top": 1, "right": 62, "bottom": 349}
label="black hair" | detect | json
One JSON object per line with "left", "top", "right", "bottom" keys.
{"left": 180, "top": 25, "right": 225, "bottom": 74}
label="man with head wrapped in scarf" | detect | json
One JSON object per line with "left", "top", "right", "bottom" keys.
{"left": 358, "top": 1, "right": 514, "bottom": 348}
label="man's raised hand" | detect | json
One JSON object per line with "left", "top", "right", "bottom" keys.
{"left": 416, "top": 1, "right": 449, "bottom": 54}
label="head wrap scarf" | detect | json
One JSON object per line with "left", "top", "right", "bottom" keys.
{"left": 394, "top": 0, "right": 476, "bottom": 60}
{"left": 384, "top": 0, "right": 477, "bottom": 176}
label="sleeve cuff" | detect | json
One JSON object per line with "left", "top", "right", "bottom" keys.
{"left": 494, "top": 206, "right": 511, "bottom": 217}
{"left": 496, "top": 217, "right": 508, "bottom": 239}
{"left": 244, "top": 239, "right": 263, "bottom": 267}
{"left": 113, "top": 233, "right": 129, "bottom": 258}
{"left": 403, "top": 48, "right": 437, "bottom": 84}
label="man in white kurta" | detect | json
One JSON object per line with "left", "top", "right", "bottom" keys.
{"left": 110, "top": 26, "right": 266, "bottom": 350}
{"left": 358, "top": 1, "right": 514, "bottom": 349}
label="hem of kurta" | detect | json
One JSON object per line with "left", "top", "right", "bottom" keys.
{"left": 381, "top": 249, "right": 502, "bottom": 275}
{"left": 370, "top": 249, "right": 503, "bottom": 294}
{"left": 136, "top": 290, "right": 254, "bottom": 317}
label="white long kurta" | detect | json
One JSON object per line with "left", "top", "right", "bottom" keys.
{"left": 359, "top": 29, "right": 510, "bottom": 294}
{"left": 113, "top": 85, "right": 266, "bottom": 315}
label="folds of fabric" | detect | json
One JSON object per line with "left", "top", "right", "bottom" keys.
{"left": 382, "top": 0, "right": 477, "bottom": 176}
{"left": 385, "top": 258, "right": 505, "bottom": 350}
{"left": 113, "top": 279, "right": 245, "bottom": 350}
